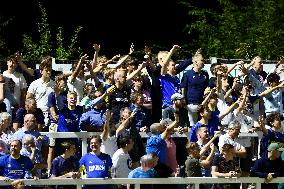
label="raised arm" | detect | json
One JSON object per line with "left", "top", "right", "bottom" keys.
{"left": 259, "top": 81, "right": 284, "bottom": 97}
{"left": 92, "top": 44, "right": 100, "bottom": 70}
{"left": 218, "top": 101, "right": 238, "bottom": 120}
{"left": 70, "top": 54, "right": 88, "bottom": 82}
{"left": 16, "top": 52, "right": 34, "bottom": 77}
{"left": 101, "top": 109, "right": 111, "bottom": 141}
{"left": 160, "top": 45, "right": 181, "bottom": 76}
{"left": 161, "top": 113, "right": 179, "bottom": 140}
{"left": 227, "top": 61, "right": 244, "bottom": 75}
{"left": 112, "top": 44, "right": 134, "bottom": 69}
{"left": 116, "top": 111, "right": 136, "bottom": 136}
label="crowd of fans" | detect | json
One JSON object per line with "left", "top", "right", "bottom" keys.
{"left": 0, "top": 44, "right": 284, "bottom": 189}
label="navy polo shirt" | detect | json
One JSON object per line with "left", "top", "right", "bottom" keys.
{"left": 180, "top": 69, "right": 209, "bottom": 104}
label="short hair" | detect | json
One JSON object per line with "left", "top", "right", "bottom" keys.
{"left": 22, "top": 134, "right": 35, "bottom": 144}
{"left": 0, "top": 112, "right": 12, "bottom": 124}
{"left": 39, "top": 55, "right": 52, "bottom": 71}
{"left": 222, "top": 143, "right": 234, "bottom": 152}
{"left": 89, "top": 135, "right": 102, "bottom": 144}
{"left": 228, "top": 120, "right": 241, "bottom": 129}
{"left": 196, "top": 125, "right": 208, "bottom": 134}
{"left": 67, "top": 91, "right": 77, "bottom": 97}
{"left": 186, "top": 142, "right": 199, "bottom": 153}
{"left": 267, "top": 73, "right": 280, "bottom": 84}
{"left": 150, "top": 123, "right": 162, "bottom": 135}
{"left": 120, "top": 107, "right": 131, "bottom": 119}
{"left": 10, "top": 139, "right": 22, "bottom": 147}
{"left": 55, "top": 74, "right": 67, "bottom": 84}
{"left": 119, "top": 136, "right": 132, "bottom": 148}
{"left": 266, "top": 112, "right": 281, "bottom": 127}
{"left": 197, "top": 105, "right": 210, "bottom": 115}
{"left": 61, "top": 141, "right": 75, "bottom": 151}
{"left": 130, "top": 92, "right": 144, "bottom": 104}
{"left": 140, "top": 154, "right": 155, "bottom": 165}
{"left": 6, "top": 53, "right": 17, "bottom": 62}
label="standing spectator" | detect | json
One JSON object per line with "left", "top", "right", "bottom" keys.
{"left": 13, "top": 97, "right": 45, "bottom": 131}
{"left": 146, "top": 113, "right": 179, "bottom": 164}
{"left": 0, "top": 74, "right": 11, "bottom": 114}
{"left": 26, "top": 57, "right": 55, "bottom": 130}
{"left": 181, "top": 52, "right": 209, "bottom": 126}
{"left": 3, "top": 54, "right": 27, "bottom": 109}
{"left": 79, "top": 135, "right": 112, "bottom": 189}
{"left": 250, "top": 143, "right": 284, "bottom": 189}
{"left": 0, "top": 112, "right": 13, "bottom": 148}
{"left": 112, "top": 136, "right": 134, "bottom": 188}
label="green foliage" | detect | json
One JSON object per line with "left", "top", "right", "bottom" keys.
{"left": 180, "top": 0, "right": 284, "bottom": 59}
{"left": 0, "top": 16, "right": 14, "bottom": 59}
{"left": 56, "top": 26, "right": 83, "bottom": 60}
{"left": 22, "top": 0, "right": 83, "bottom": 61}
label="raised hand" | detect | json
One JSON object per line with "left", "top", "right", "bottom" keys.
{"left": 93, "top": 44, "right": 101, "bottom": 52}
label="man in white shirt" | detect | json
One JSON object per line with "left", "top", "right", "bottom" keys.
{"left": 3, "top": 54, "right": 27, "bottom": 109}
{"left": 112, "top": 136, "right": 134, "bottom": 178}
{"left": 26, "top": 59, "right": 55, "bottom": 130}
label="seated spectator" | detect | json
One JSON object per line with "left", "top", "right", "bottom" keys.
{"left": 251, "top": 143, "right": 284, "bottom": 189}
{"left": 13, "top": 97, "right": 45, "bottom": 131}
{"left": 51, "top": 141, "right": 80, "bottom": 189}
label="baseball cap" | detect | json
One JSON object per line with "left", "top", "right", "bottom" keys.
{"left": 268, "top": 143, "right": 284, "bottom": 152}
{"left": 171, "top": 93, "right": 184, "bottom": 101}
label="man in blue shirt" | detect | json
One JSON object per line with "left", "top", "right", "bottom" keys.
{"left": 181, "top": 53, "right": 209, "bottom": 126}
{"left": 79, "top": 135, "right": 112, "bottom": 189}
{"left": 146, "top": 114, "right": 179, "bottom": 164}
{"left": 0, "top": 140, "right": 34, "bottom": 182}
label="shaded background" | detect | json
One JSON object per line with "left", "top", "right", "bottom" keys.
{"left": 0, "top": 0, "right": 190, "bottom": 57}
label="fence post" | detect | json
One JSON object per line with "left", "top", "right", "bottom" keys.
{"left": 134, "top": 184, "right": 140, "bottom": 189}
{"left": 76, "top": 184, "right": 82, "bottom": 189}
{"left": 82, "top": 137, "right": 88, "bottom": 156}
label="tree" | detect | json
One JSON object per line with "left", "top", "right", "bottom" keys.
{"left": 180, "top": 0, "right": 284, "bottom": 59}
{"left": 22, "top": 0, "right": 83, "bottom": 61}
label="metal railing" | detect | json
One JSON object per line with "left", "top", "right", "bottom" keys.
{"left": 40, "top": 131, "right": 263, "bottom": 156}
{"left": 0, "top": 177, "right": 282, "bottom": 189}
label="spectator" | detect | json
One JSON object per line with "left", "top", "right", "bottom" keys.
{"left": 3, "top": 53, "right": 27, "bottom": 109}
{"left": 79, "top": 135, "right": 112, "bottom": 189}
{"left": 0, "top": 74, "right": 11, "bottom": 114}
{"left": 13, "top": 97, "right": 45, "bottom": 131}
{"left": 50, "top": 141, "right": 80, "bottom": 189}
{"left": 0, "top": 140, "right": 34, "bottom": 181}
{"left": 146, "top": 113, "right": 179, "bottom": 164}
{"left": 211, "top": 143, "right": 241, "bottom": 189}
{"left": 181, "top": 51, "right": 208, "bottom": 126}
{"left": 250, "top": 143, "right": 284, "bottom": 189}
{"left": 0, "top": 112, "right": 13, "bottom": 148}
{"left": 128, "top": 154, "right": 157, "bottom": 189}
{"left": 111, "top": 136, "right": 134, "bottom": 188}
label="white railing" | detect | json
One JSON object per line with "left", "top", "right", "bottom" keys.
{"left": 40, "top": 131, "right": 263, "bottom": 156}
{"left": 0, "top": 177, "right": 282, "bottom": 189}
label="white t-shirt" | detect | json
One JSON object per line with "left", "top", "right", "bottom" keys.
{"left": 112, "top": 148, "right": 132, "bottom": 178}
{"left": 27, "top": 78, "right": 55, "bottom": 112}
{"left": 3, "top": 71, "right": 27, "bottom": 106}
{"left": 218, "top": 133, "right": 244, "bottom": 151}
{"left": 67, "top": 76, "right": 85, "bottom": 103}
{"left": 217, "top": 94, "right": 234, "bottom": 125}
{"left": 100, "top": 135, "right": 118, "bottom": 158}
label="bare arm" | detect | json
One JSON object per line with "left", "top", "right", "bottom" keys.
{"left": 92, "top": 44, "right": 100, "bottom": 69}
{"left": 126, "top": 62, "right": 147, "bottom": 81}
{"left": 101, "top": 110, "right": 111, "bottom": 141}
{"left": 160, "top": 45, "right": 181, "bottom": 76}
{"left": 116, "top": 112, "right": 136, "bottom": 136}
{"left": 161, "top": 113, "right": 179, "bottom": 140}
{"left": 227, "top": 61, "right": 244, "bottom": 75}
{"left": 200, "top": 143, "right": 215, "bottom": 168}
{"left": 70, "top": 54, "right": 88, "bottom": 82}
{"left": 219, "top": 101, "right": 238, "bottom": 120}
{"left": 259, "top": 82, "right": 284, "bottom": 97}
{"left": 112, "top": 45, "right": 134, "bottom": 69}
